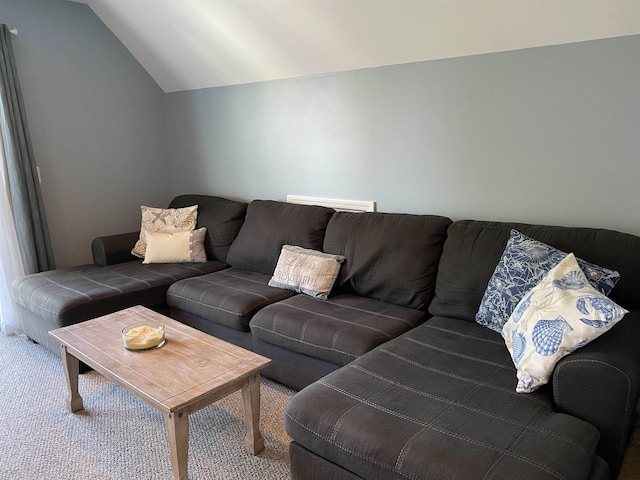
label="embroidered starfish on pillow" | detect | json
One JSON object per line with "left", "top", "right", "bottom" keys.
{"left": 151, "top": 210, "right": 170, "bottom": 225}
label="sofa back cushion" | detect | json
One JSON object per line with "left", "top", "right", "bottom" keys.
{"left": 429, "top": 220, "right": 640, "bottom": 322}
{"left": 323, "top": 212, "right": 452, "bottom": 310}
{"left": 168, "top": 194, "right": 247, "bottom": 264}
{"left": 226, "top": 200, "right": 335, "bottom": 275}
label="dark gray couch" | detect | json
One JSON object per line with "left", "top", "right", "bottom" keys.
{"left": 165, "top": 199, "right": 336, "bottom": 351}
{"left": 11, "top": 195, "right": 640, "bottom": 479}
{"left": 11, "top": 194, "right": 247, "bottom": 357}
{"left": 168, "top": 201, "right": 452, "bottom": 389}
{"left": 286, "top": 220, "right": 640, "bottom": 480}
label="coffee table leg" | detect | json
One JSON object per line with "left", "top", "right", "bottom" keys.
{"left": 166, "top": 411, "right": 189, "bottom": 480}
{"left": 60, "top": 344, "right": 83, "bottom": 412}
{"left": 241, "top": 373, "right": 265, "bottom": 455}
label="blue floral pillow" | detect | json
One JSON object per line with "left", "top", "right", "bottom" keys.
{"left": 476, "top": 230, "right": 620, "bottom": 333}
{"left": 503, "top": 253, "right": 627, "bottom": 393}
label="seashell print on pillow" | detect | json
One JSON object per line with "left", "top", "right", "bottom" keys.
{"left": 510, "top": 331, "right": 527, "bottom": 364}
{"left": 551, "top": 271, "right": 588, "bottom": 291}
{"left": 476, "top": 229, "right": 620, "bottom": 333}
{"left": 531, "top": 317, "right": 573, "bottom": 356}
{"left": 577, "top": 297, "right": 627, "bottom": 328}
{"left": 503, "top": 253, "right": 628, "bottom": 393}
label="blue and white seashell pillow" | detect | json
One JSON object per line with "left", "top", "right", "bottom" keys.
{"left": 476, "top": 230, "right": 620, "bottom": 333}
{"left": 503, "top": 253, "right": 628, "bottom": 393}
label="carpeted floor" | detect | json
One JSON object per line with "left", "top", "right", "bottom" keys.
{"left": 1, "top": 334, "right": 639, "bottom": 480}
{"left": 0, "top": 335, "right": 294, "bottom": 480}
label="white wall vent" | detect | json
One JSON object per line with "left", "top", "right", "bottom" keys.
{"left": 287, "top": 194, "right": 376, "bottom": 213}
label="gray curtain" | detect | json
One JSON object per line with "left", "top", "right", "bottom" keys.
{"left": 0, "top": 24, "right": 55, "bottom": 273}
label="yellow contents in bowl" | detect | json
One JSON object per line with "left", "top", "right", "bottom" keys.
{"left": 128, "top": 326, "right": 156, "bottom": 337}
{"left": 123, "top": 323, "right": 165, "bottom": 350}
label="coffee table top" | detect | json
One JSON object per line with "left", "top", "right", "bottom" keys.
{"left": 49, "top": 305, "right": 271, "bottom": 415}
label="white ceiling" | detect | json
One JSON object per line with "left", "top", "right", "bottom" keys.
{"left": 70, "top": 0, "right": 640, "bottom": 93}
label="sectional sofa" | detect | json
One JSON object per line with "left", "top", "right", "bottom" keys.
{"left": 11, "top": 194, "right": 640, "bottom": 480}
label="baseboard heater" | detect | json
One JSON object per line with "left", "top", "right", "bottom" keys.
{"left": 286, "top": 195, "right": 376, "bottom": 213}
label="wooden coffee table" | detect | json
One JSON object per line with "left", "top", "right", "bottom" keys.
{"left": 49, "top": 305, "right": 271, "bottom": 480}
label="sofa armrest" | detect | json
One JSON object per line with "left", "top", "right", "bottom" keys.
{"left": 552, "top": 310, "right": 640, "bottom": 477}
{"left": 91, "top": 231, "right": 140, "bottom": 266}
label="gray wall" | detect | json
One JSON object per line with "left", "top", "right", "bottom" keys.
{"left": 167, "top": 34, "right": 640, "bottom": 236}
{"left": 3, "top": 1, "right": 639, "bottom": 270}
{"left": 3, "top": 0, "right": 171, "bottom": 267}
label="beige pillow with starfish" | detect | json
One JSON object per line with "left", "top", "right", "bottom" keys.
{"left": 131, "top": 205, "right": 198, "bottom": 258}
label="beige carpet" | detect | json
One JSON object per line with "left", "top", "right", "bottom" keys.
{"left": 0, "top": 335, "right": 293, "bottom": 480}
{"left": 1, "top": 334, "right": 638, "bottom": 479}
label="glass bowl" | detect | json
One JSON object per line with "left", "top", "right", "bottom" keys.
{"left": 122, "top": 321, "right": 166, "bottom": 351}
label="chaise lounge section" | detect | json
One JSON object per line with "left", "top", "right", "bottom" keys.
{"left": 11, "top": 194, "right": 247, "bottom": 358}
{"left": 285, "top": 220, "right": 640, "bottom": 479}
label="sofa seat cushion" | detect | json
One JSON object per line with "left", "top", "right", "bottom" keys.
{"left": 285, "top": 316, "right": 601, "bottom": 480}
{"left": 251, "top": 293, "right": 428, "bottom": 367}
{"left": 166, "top": 267, "right": 296, "bottom": 332}
{"left": 11, "top": 260, "right": 227, "bottom": 328}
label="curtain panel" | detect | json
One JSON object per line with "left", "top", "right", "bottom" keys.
{"left": 0, "top": 24, "right": 55, "bottom": 274}
{"left": 0, "top": 128, "right": 24, "bottom": 335}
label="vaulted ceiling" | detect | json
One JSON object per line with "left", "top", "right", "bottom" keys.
{"left": 70, "top": 0, "right": 640, "bottom": 93}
